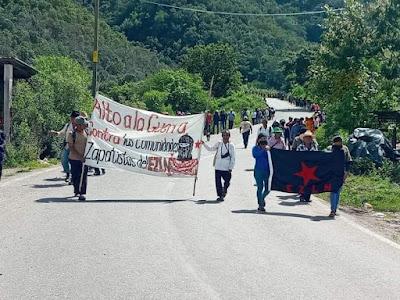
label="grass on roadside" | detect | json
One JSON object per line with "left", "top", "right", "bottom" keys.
{"left": 320, "top": 175, "right": 400, "bottom": 212}
{"left": 4, "top": 158, "right": 59, "bottom": 175}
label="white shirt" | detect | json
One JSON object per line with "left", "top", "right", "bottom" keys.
{"left": 258, "top": 126, "right": 269, "bottom": 137}
{"left": 203, "top": 142, "right": 235, "bottom": 171}
{"left": 252, "top": 112, "right": 257, "bottom": 118}
{"left": 58, "top": 122, "right": 74, "bottom": 149}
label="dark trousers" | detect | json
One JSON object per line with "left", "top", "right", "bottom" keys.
{"left": 228, "top": 120, "right": 234, "bottom": 129}
{"left": 215, "top": 170, "right": 232, "bottom": 198}
{"left": 252, "top": 118, "right": 256, "bottom": 125}
{"left": 213, "top": 123, "right": 219, "bottom": 134}
{"left": 242, "top": 131, "right": 250, "bottom": 148}
{"left": 69, "top": 159, "right": 88, "bottom": 195}
{"left": 0, "top": 164, "right": 2, "bottom": 181}
{"left": 221, "top": 120, "right": 226, "bottom": 130}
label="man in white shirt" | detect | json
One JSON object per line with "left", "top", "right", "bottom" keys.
{"left": 258, "top": 119, "right": 269, "bottom": 137}
{"left": 203, "top": 130, "right": 236, "bottom": 201}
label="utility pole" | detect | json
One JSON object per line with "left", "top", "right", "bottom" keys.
{"left": 91, "top": 0, "right": 100, "bottom": 98}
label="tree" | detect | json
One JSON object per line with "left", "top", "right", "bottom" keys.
{"left": 183, "top": 43, "right": 241, "bottom": 97}
{"left": 136, "top": 69, "right": 210, "bottom": 113}
{"left": 308, "top": 1, "right": 400, "bottom": 136}
{"left": 8, "top": 56, "right": 93, "bottom": 165}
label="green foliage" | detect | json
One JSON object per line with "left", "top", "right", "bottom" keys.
{"left": 308, "top": 1, "right": 400, "bottom": 136}
{"left": 78, "top": 0, "right": 343, "bottom": 88}
{"left": 0, "top": 0, "right": 162, "bottom": 87}
{"left": 9, "top": 56, "right": 93, "bottom": 163}
{"left": 350, "top": 158, "right": 376, "bottom": 176}
{"left": 183, "top": 43, "right": 242, "bottom": 97}
{"left": 219, "top": 89, "right": 267, "bottom": 115}
{"left": 135, "top": 69, "right": 210, "bottom": 113}
{"left": 340, "top": 175, "right": 400, "bottom": 212}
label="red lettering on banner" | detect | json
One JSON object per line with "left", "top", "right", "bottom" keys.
{"left": 137, "top": 118, "right": 145, "bottom": 131}
{"left": 177, "top": 122, "right": 188, "bottom": 134}
{"left": 94, "top": 98, "right": 103, "bottom": 119}
{"left": 113, "top": 111, "right": 121, "bottom": 125}
{"left": 124, "top": 115, "right": 132, "bottom": 129}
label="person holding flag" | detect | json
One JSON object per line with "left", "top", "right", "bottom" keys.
{"left": 202, "top": 130, "right": 236, "bottom": 202}
{"left": 252, "top": 134, "right": 271, "bottom": 212}
{"left": 268, "top": 127, "right": 286, "bottom": 149}
{"left": 327, "top": 136, "right": 352, "bottom": 217}
{"left": 295, "top": 130, "right": 319, "bottom": 202}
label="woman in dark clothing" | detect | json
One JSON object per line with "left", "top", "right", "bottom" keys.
{"left": 252, "top": 134, "right": 271, "bottom": 212}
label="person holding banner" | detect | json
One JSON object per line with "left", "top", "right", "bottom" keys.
{"left": 202, "top": 130, "right": 236, "bottom": 202}
{"left": 67, "top": 116, "right": 89, "bottom": 201}
{"left": 252, "top": 134, "right": 271, "bottom": 212}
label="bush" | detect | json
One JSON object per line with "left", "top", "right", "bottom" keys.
{"left": 377, "top": 160, "right": 400, "bottom": 185}
{"left": 350, "top": 158, "right": 376, "bottom": 176}
{"left": 7, "top": 55, "right": 93, "bottom": 166}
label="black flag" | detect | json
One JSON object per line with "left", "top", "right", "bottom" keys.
{"left": 268, "top": 149, "right": 345, "bottom": 194}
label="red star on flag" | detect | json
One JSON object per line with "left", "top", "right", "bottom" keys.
{"left": 294, "top": 162, "right": 320, "bottom": 186}
{"left": 194, "top": 140, "right": 203, "bottom": 149}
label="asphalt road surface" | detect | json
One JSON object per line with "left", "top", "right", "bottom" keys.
{"left": 1, "top": 98, "right": 400, "bottom": 299}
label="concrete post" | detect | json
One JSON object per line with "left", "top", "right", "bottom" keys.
{"left": 3, "top": 64, "right": 13, "bottom": 142}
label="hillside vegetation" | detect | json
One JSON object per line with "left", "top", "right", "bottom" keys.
{"left": 0, "top": 0, "right": 162, "bottom": 86}
{"left": 77, "top": 0, "right": 343, "bottom": 88}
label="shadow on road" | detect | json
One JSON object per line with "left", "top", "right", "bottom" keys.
{"left": 44, "top": 177, "right": 65, "bottom": 182}
{"left": 36, "top": 197, "right": 188, "bottom": 204}
{"left": 194, "top": 200, "right": 223, "bottom": 205}
{"left": 33, "top": 183, "right": 67, "bottom": 189}
{"left": 277, "top": 195, "right": 299, "bottom": 200}
{"left": 279, "top": 201, "right": 308, "bottom": 207}
{"left": 231, "top": 209, "right": 333, "bottom": 222}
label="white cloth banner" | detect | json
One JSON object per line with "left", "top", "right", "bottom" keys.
{"left": 84, "top": 94, "right": 205, "bottom": 177}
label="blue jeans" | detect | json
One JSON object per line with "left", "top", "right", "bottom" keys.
{"left": 330, "top": 187, "right": 342, "bottom": 212}
{"left": 254, "top": 169, "right": 270, "bottom": 208}
{"left": 61, "top": 148, "right": 70, "bottom": 173}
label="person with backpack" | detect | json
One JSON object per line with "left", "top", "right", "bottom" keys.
{"left": 50, "top": 111, "right": 80, "bottom": 183}
{"left": 202, "top": 130, "right": 236, "bottom": 202}
{"left": 67, "top": 116, "right": 89, "bottom": 201}
{"left": 0, "top": 130, "right": 5, "bottom": 181}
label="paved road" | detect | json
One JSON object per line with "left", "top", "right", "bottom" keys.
{"left": 1, "top": 99, "right": 400, "bottom": 299}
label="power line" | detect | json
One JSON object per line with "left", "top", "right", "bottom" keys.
{"left": 140, "top": 0, "right": 344, "bottom": 17}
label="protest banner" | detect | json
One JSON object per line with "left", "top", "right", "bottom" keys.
{"left": 84, "top": 94, "right": 205, "bottom": 178}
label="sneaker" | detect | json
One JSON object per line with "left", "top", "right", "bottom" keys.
{"left": 257, "top": 207, "right": 266, "bottom": 212}
{"left": 217, "top": 197, "right": 224, "bottom": 202}
{"left": 329, "top": 211, "right": 336, "bottom": 218}
{"left": 64, "top": 173, "right": 70, "bottom": 182}
{"left": 304, "top": 199, "right": 312, "bottom": 203}
{"left": 78, "top": 195, "right": 86, "bottom": 201}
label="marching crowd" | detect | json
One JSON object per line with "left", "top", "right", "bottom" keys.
{"left": 203, "top": 109, "right": 352, "bottom": 218}
{"left": 1, "top": 104, "right": 350, "bottom": 218}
